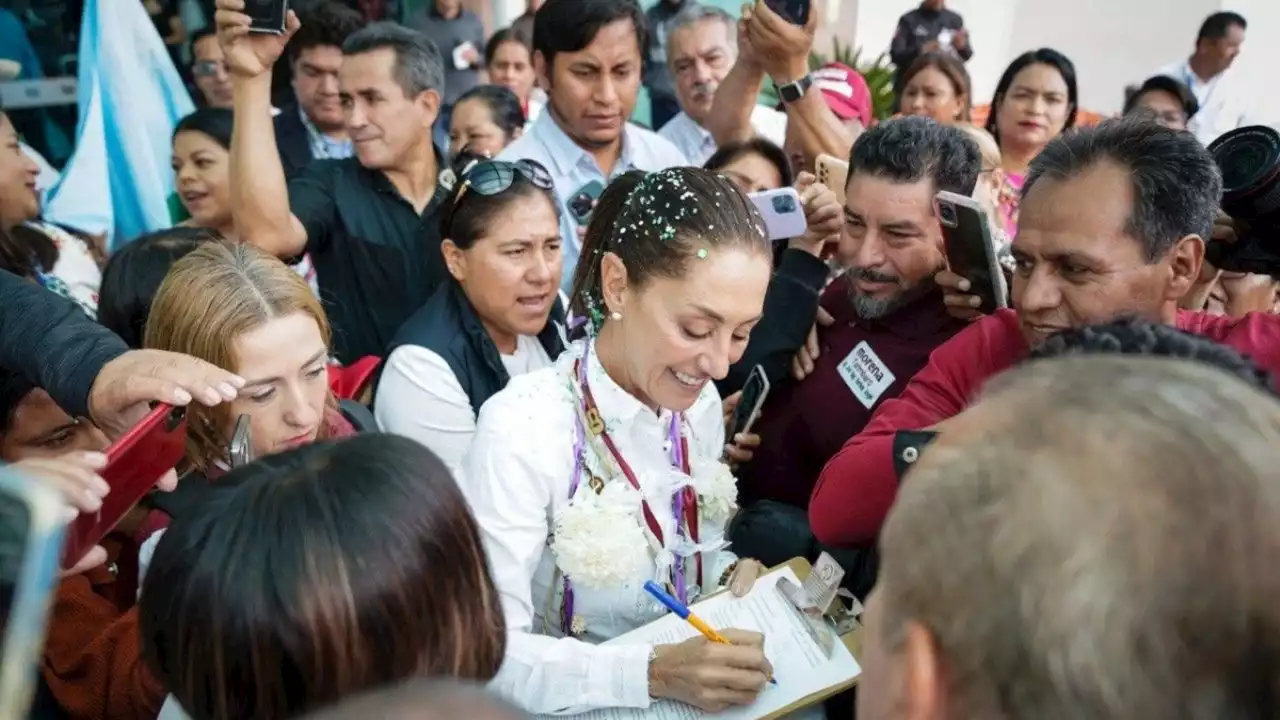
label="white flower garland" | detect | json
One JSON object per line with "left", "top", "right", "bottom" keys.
{"left": 550, "top": 456, "right": 740, "bottom": 590}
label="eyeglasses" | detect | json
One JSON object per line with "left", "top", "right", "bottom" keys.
{"left": 192, "top": 60, "right": 226, "bottom": 78}
{"left": 444, "top": 159, "right": 554, "bottom": 234}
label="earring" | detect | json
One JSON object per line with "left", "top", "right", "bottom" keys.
{"left": 610, "top": 311, "right": 623, "bottom": 321}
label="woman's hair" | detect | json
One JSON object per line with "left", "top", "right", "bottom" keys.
{"left": 144, "top": 242, "right": 332, "bottom": 471}
{"left": 902, "top": 51, "right": 973, "bottom": 122}
{"left": 984, "top": 48, "right": 1079, "bottom": 145}
{"left": 454, "top": 85, "right": 526, "bottom": 140}
{"left": 174, "top": 107, "right": 234, "bottom": 149}
{"left": 703, "top": 137, "right": 794, "bottom": 189}
{"left": 139, "top": 434, "right": 505, "bottom": 720}
{"left": 568, "top": 167, "right": 768, "bottom": 328}
{"left": 484, "top": 27, "right": 530, "bottom": 66}
{"left": 0, "top": 225, "right": 58, "bottom": 279}
{"left": 957, "top": 125, "right": 1001, "bottom": 170}
{"left": 98, "top": 227, "right": 220, "bottom": 348}
{"left": 440, "top": 157, "right": 558, "bottom": 250}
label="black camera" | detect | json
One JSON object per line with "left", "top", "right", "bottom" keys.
{"left": 1207, "top": 125, "right": 1280, "bottom": 276}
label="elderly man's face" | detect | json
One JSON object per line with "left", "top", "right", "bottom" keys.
{"left": 1009, "top": 160, "right": 1201, "bottom": 348}
{"left": 667, "top": 19, "right": 736, "bottom": 125}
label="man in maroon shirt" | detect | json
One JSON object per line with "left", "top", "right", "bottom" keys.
{"left": 811, "top": 117, "right": 1280, "bottom": 548}
{"left": 730, "top": 117, "right": 977, "bottom": 582}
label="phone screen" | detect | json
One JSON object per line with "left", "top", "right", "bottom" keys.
{"left": 764, "top": 0, "right": 810, "bottom": 24}
{"left": 937, "top": 193, "right": 1007, "bottom": 314}
{"left": 729, "top": 367, "right": 770, "bottom": 438}
{"left": 229, "top": 415, "right": 252, "bottom": 469}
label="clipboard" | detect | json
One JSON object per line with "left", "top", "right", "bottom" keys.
{"left": 693, "top": 557, "right": 862, "bottom": 719}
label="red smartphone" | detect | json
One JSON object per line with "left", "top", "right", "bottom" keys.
{"left": 61, "top": 404, "right": 187, "bottom": 567}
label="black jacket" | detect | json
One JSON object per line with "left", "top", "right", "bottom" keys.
{"left": 717, "top": 249, "right": 831, "bottom": 397}
{"left": 0, "top": 270, "right": 127, "bottom": 418}
{"left": 383, "top": 280, "right": 567, "bottom": 415}
{"left": 274, "top": 104, "right": 314, "bottom": 181}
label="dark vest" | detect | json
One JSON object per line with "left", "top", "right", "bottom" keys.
{"left": 383, "top": 280, "right": 567, "bottom": 414}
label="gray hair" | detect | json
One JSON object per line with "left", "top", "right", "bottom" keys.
{"left": 1023, "top": 117, "right": 1223, "bottom": 261}
{"left": 878, "top": 355, "right": 1280, "bottom": 720}
{"left": 342, "top": 22, "right": 445, "bottom": 98}
{"left": 666, "top": 4, "right": 736, "bottom": 64}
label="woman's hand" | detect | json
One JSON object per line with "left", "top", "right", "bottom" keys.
{"left": 790, "top": 307, "right": 834, "bottom": 380}
{"left": 726, "top": 558, "right": 764, "bottom": 597}
{"left": 720, "top": 392, "right": 761, "bottom": 466}
{"left": 649, "top": 629, "right": 773, "bottom": 712}
{"left": 935, "top": 269, "right": 986, "bottom": 321}
{"left": 790, "top": 172, "right": 842, "bottom": 256}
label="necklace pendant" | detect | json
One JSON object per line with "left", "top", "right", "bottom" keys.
{"left": 586, "top": 408, "right": 605, "bottom": 436}
{"left": 587, "top": 472, "right": 605, "bottom": 494}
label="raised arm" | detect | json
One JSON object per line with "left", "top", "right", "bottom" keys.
{"left": 746, "top": 1, "right": 857, "bottom": 169}
{"left": 704, "top": 18, "right": 768, "bottom": 148}
{"left": 215, "top": 0, "right": 309, "bottom": 259}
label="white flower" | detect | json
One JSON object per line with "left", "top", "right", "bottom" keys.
{"left": 551, "top": 483, "right": 650, "bottom": 589}
{"left": 690, "top": 458, "right": 739, "bottom": 524}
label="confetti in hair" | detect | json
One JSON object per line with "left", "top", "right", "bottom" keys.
{"left": 696, "top": 248, "right": 708, "bottom": 259}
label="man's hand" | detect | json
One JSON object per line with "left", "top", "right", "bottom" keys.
{"left": 936, "top": 269, "right": 986, "bottom": 321}
{"left": 790, "top": 172, "right": 842, "bottom": 256}
{"left": 88, "top": 350, "right": 244, "bottom": 438}
{"left": 214, "top": 0, "right": 300, "bottom": 79}
{"left": 744, "top": 0, "right": 817, "bottom": 82}
{"left": 791, "top": 307, "right": 835, "bottom": 380}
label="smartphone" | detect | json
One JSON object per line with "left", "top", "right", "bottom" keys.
{"left": 229, "top": 415, "right": 252, "bottom": 469}
{"left": 244, "top": 0, "right": 288, "bottom": 34}
{"left": 816, "top": 154, "right": 849, "bottom": 207}
{"left": 936, "top": 191, "right": 1009, "bottom": 314}
{"left": 728, "top": 365, "right": 771, "bottom": 440}
{"left": 749, "top": 187, "right": 808, "bottom": 242}
{"left": 568, "top": 180, "right": 605, "bottom": 226}
{"left": 0, "top": 470, "right": 66, "bottom": 719}
{"left": 62, "top": 405, "right": 187, "bottom": 567}
{"left": 764, "top": 0, "right": 811, "bottom": 25}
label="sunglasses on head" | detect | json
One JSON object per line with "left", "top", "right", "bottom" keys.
{"left": 444, "top": 159, "right": 554, "bottom": 235}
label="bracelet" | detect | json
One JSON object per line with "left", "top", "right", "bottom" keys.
{"left": 718, "top": 560, "right": 740, "bottom": 588}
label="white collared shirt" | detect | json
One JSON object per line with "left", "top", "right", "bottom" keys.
{"left": 497, "top": 111, "right": 689, "bottom": 294}
{"left": 375, "top": 334, "right": 553, "bottom": 482}
{"left": 1156, "top": 59, "right": 1258, "bottom": 145}
{"left": 464, "top": 339, "right": 735, "bottom": 714}
{"left": 659, "top": 104, "right": 789, "bottom": 167}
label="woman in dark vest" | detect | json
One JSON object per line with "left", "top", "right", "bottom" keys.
{"left": 375, "top": 156, "right": 565, "bottom": 479}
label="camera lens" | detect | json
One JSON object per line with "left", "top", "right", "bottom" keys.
{"left": 772, "top": 195, "right": 797, "bottom": 214}
{"left": 938, "top": 201, "right": 958, "bottom": 227}
{"left": 1209, "top": 126, "right": 1280, "bottom": 218}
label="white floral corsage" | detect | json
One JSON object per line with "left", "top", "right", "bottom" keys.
{"left": 551, "top": 482, "right": 650, "bottom": 589}
{"left": 690, "top": 458, "right": 739, "bottom": 524}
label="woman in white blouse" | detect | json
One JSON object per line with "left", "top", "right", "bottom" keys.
{"left": 465, "top": 167, "right": 776, "bottom": 714}
{"left": 375, "top": 157, "right": 565, "bottom": 479}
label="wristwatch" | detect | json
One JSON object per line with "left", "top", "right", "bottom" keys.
{"left": 777, "top": 73, "right": 814, "bottom": 104}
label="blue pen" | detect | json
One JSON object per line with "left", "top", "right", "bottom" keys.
{"left": 643, "top": 581, "right": 777, "bottom": 685}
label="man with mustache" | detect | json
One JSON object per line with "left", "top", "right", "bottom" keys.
{"left": 727, "top": 117, "right": 978, "bottom": 597}
{"left": 657, "top": 5, "right": 785, "bottom": 166}
{"left": 809, "top": 118, "right": 1280, "bottom": 551}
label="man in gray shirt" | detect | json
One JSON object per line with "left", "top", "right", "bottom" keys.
{"left": 408, "top": 0, "right": 487, "bottom": 148}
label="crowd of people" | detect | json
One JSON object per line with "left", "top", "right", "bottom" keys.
{"left": 2, "top": 0, "right": 1280, "bottom": 718}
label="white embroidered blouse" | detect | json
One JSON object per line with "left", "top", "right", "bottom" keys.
{"left": 463, "top": 339, "right": 737, "bottom": 714}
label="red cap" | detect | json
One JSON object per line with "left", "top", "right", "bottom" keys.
{"left": 811, "top": 63, "right": 873, "bottom": 127}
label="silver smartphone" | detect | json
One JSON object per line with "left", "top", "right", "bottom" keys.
{"left": 229, "top": 415, "right": 253, "bottom": 468}
{"left": 0, "top": 468, "right": 67, "bottom": 719}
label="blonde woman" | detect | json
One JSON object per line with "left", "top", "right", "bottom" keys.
{"left": 137, "top": 242, "right": 356, "bottom": 539}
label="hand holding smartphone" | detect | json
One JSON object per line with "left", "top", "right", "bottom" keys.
{"left": 936, "top": 191, "right": 1009, "bottom": 314}
{"left": 816, "top": 154, "right": 849, "bottom": 207}
{"left": 764, "top": 0, "right": 811, "bottom": 25}
{"left": 728, "top": 366, "right": 771, "bottom": 440}
{"left": 61, "top": 405, "right": 187, "bottom": 567}
{"left": 749, "top": 188, "right": 809, "bottom": 241}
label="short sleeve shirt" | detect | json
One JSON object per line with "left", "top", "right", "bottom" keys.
{"left": 288, "top": 156, "right": 450, "bottom": 363}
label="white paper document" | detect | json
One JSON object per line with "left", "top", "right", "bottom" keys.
{"left": 536, "top": 567, "right": 861, "bottom": 719}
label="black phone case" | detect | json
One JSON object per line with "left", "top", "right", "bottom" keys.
{"left": 941, "top": 201, "right": 1006, "bottom": 315}
{"left": 245, "top": 0, "right": 287, "bottom": 33}
{"left": 765, "top": 0, "right": 810, "bottom": 24}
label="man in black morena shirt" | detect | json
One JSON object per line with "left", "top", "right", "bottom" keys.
{"left": 215, "top": 4, "right": 450, "bottom": 363}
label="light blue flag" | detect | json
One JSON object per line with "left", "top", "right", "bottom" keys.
{"left": 43, "top": 0, "right": 195, "bottom": 249}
